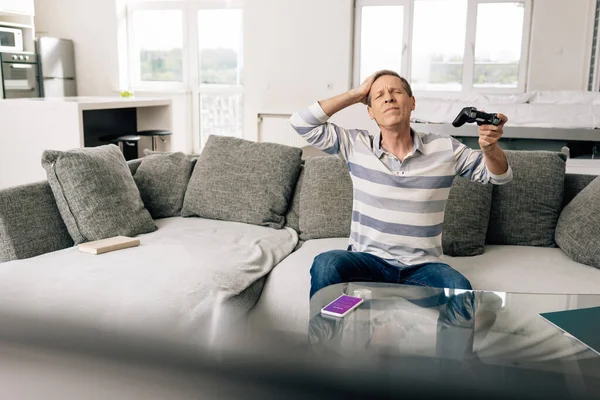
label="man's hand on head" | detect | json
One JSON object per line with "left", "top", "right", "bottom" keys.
{"left": 478, "top": 113, "right": 508, "bottom": 152}
{"left": 351, "top": 72, "right": 378, "bottom": 105}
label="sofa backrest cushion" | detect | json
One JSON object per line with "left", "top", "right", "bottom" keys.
{"left": 285, "top": 164, "right": 303, "bottom": 233}
{"left": 41, "top": 144, "right": 157, "bottom": 245}
{"left": 134, "top": 151, "right": 194, "bottom": 219}
{"left": 486, "top": 151, "right": 566, "bottom": 247}
{"left": 555, "top": 175, "right": 600, "bottom": 269}
{"left": 297, "top": 155, "right": 495, "bottom": 255}
{"left": 127, "top": 158, "right": 143, "bottom": 175}
{"left": 0, "top": 182, "right": 74, "bottom": 262}
{"left": 298, "top": 156, "right": 353, "bottom": 240}
{"left": 563, "top": 173, "right": 596, "bottom": 208}
{"left": 442, "top": 177, "right": 494, "bottom": 256}
{"left": 181, "top": 136, "right": 302, "bottom": 229}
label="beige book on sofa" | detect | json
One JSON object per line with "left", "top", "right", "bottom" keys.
{"left": 78, "top": 236, "right": 140, "bottom": 255}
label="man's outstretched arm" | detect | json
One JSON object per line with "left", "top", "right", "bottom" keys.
{"left": 452, "top": 114, "right": 513, "bottom": 185}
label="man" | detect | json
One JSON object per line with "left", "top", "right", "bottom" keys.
{"left": 290, "top": 70, "right": 513, "bottom": 298}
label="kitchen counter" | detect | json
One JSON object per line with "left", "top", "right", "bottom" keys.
{"left": 0, "top": 96, "right": 173, "bottom": 189}
{"left": 15, "top": 96, "right": 172, "bottom": 110}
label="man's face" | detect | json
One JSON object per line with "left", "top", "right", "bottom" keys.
{"left": 367, "top": 75, "right": 415, "bottom": 128}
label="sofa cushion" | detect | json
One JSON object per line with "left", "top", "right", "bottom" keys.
{"left": 247, "top": 238, "right": 348, "bottom": 343}
{"left": 0, "top": 217, "right": 299, "bottom": 338}
{"left": 443, "top": 245, "right": 600, "bottom": 294}
{"left": 555, "top": 175, "right": 600, "bottom": 269}
{"left": 182, "top": 136, "right": 302, "bottom": 229}
{"left": 285, "top": 165, "right": 303, "bottom": 233}
{"left": 248, "top": 238, "right": 600, "bottom": 344}
{"left": 41, "top": 144, "right": 157, "bottom": 245}
{"left": 134, "top": 151, "right": 194, "bottom": 219}
{"left": 0, "top": 182, "right": 74, "bottom": 262}
{"left": 442, "top": 177, "right": 493, "bottom": 256}
{"left": 486, "top": 151, "right": 566, "bottom": 247}
{"left": 299, "top": 156, "right": 353, "bottom": 240}
{"left": 127, "top": 158, "right": 143, "bottom": 175}
{"left": 563, "top": 173, "right": 596, "bottom": 207}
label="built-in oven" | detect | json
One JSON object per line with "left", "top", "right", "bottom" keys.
{"left": 0, "top": 52, "right": 40, "bottom": 99}
{"left": 0, "top": 26, "right": 23, "bottom": 53}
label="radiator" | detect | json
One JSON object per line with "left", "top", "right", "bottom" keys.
{"left": 257, "top": 113, "right": 308, "bottom": 148}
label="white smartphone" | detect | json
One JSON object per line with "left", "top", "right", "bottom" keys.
{"left": 320, "top": 294, "right": 364, "bottom": 318}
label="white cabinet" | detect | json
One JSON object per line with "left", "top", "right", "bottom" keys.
{"left": 566, "top": 159, "right": 600, "bottom": 176}
{"left": 0, "top": 0, "right": 34, "bottom": 15}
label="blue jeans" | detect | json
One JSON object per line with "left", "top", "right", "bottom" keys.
{"left": 310, "top": 249, "right": 472, "bottom": 298}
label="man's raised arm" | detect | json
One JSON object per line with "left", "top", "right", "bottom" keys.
{"left": 289, "top": 74, "right": 375, "bottom": 159}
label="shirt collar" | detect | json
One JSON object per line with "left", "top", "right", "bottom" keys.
{"left": 374, "top": 129, "right": 424, "bottom": 158}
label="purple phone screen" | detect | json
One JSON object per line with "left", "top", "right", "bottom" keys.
{"left": 323, "top": 295, "right": 362, "bottom": 314}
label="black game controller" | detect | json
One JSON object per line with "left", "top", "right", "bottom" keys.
{"left": 452, "top": 107, "right": 502, "bottom": 127}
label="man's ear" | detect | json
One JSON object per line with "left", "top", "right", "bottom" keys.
{"left": 411, "top": 96, "right": 416, "bottom": 111}
{"left": 367, "top": 106, "right": 375, "bottom": 120}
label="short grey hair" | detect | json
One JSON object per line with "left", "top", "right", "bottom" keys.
{"left": 366, "top": 70, "right": 413, "bottom": 107}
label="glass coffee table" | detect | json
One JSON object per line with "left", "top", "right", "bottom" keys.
{"left": 309, "top": 282, "right": 600, "bottom": 397}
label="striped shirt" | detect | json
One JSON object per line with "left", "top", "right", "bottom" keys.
{"left": 290, "top": 102, "right": 513, "bottom": 266}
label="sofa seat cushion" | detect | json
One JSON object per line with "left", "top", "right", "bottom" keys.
{"left": 247, "top": 238, "right": 349, "bottom": 342}
{"left": 0, "top": 217, "right": 298, "bottom": 339}
{"left": 249, "top": 240, "right": 600, "bottom": 343}
{"left": 443, "top": 245, "right": 600, "bottom": 294}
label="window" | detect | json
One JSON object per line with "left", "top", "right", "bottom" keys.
{"left": 128, "top": 4, "right": 185, "bottom": 88}
{"left": 126, "top": 1, "right": 243, "bottom": 152}
{"left": 196, "top": 8, "right": 243, "bottom": 143}
{"left": 358, "top": 4, "right": 405, "bottom": 83}
{"left": 411, "top": 0, "right": 468, "bottom": 91}
{"left": 355, "top": 0, "right": 532, "bottom": 93}
{"left": 473, "top": 2, "right": 526, "bottom": 88}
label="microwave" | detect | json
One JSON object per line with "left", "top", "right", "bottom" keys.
{"left": 0, "top": 27, "right": 24, "bottom": 53}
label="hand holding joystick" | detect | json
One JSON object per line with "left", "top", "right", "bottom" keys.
{"left": 452, "top": 107, "right": 502, "bottom": 127}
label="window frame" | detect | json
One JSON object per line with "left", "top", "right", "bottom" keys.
{"left": 126, "top": 1, "right": 189, "bottom": 92}
{"left": 353, "top": 0, "right": 413, "bottom": 87}
{"left": 353, "top": 0, "right": 533, "bottom": 94}
{"left": 189, "top": 0, "right": 244, "bottom": 151}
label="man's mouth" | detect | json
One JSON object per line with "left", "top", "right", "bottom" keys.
{"left": 384, "top": 107, "right": 399, "bottom": 113}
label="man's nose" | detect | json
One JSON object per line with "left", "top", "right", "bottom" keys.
{"left": 384, "top": 96, "right": 395, "bottom": 103}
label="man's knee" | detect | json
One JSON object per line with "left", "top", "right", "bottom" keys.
{"left": 310, "top": 250, "right": 352, "bottom": 277}
{"left": 310, "top": 250, "right": 353, "bottom": 298}
{"left": 444, "top": 270, "right": 472, "bottom": 290}
{"left": 419, "top": 263, "right": 473, "bottom": 290}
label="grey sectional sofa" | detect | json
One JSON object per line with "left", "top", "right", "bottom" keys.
{"left": 0, "top": 145, "right": 599, "bottom": 345}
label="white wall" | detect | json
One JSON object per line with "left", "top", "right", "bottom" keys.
{"left": 527, "top": 0, "right": 595, "bottom": 91}
{"left": 34, "top": 0, "right": 119, "bottom": 96}
{"left": 33, "top": 0, "right": 597, "bottom": 148}
{"left": 243, "top": 0, "right": 354, "bottom": 141}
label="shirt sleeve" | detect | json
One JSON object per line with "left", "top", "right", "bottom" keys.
{"left": 289, "top": 102, "right": 354, "bottom": 162}
{"left": 451, "top": 137, "right": 513, "bottom": 185}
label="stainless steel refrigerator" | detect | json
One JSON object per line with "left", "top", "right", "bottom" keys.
{"left": 35, "top": 37, "right": 77, "bottom": 97}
